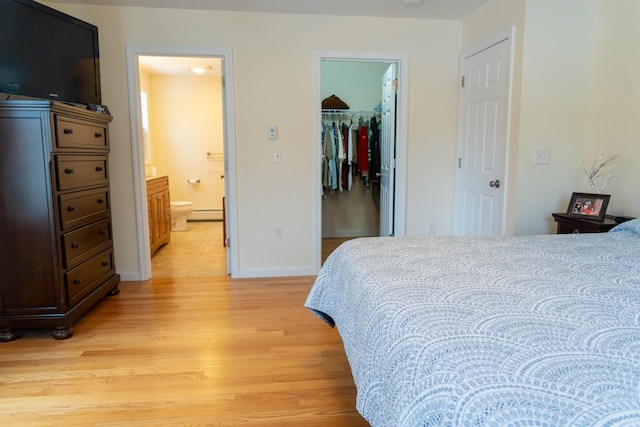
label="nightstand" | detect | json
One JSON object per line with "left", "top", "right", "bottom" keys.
{"left": 551, "top": 213, "right": 618, "bottom": 234}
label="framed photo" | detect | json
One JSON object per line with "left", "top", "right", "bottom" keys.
{"left": 566, "top": 192, "right": 610, "bottom": 221}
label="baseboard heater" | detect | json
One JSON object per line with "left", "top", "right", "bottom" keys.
{"left": 189, "top": 209, "right": 223, "bottom": 221}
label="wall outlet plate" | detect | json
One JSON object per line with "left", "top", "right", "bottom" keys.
{"left": 273, "top": 149, "right": 282, "bottom": 163}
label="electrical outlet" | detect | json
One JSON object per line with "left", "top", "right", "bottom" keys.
{"left": 428, "top": 222, "right": 436, "bottom": 235}
{"left": 273, "top": 149, "right": 282, "bottom": 163}
{"left": 274, "top": 224, "right": 283, "bottom": 238}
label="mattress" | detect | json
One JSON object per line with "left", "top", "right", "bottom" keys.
{"left": 305, "top": 219, "right": 640, "bottom": 426}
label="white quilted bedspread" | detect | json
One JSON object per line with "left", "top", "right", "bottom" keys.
{"left": 305, "top": 219, "right": 640, "bottom": 426}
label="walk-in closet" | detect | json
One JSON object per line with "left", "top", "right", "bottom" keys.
{"left": 320, "top": 61, "right": 391, "bottom": 243}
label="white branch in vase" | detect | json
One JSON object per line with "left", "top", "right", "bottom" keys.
{"left": 583, "top": 154, "right": 622, "bottom": 194}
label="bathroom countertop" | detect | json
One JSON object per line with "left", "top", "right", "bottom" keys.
{"left": 146, "top": 175, "right": 168, "bottom": 181}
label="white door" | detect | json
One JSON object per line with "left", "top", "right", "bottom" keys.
{"left": 379, "top": 63, "right": 397, "bottom": 236}
{"left": 454, "top": 38, "right": 511, "bottom": 236}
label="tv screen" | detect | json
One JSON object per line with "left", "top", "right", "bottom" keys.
{"left": 0, "top": 0, "right": 101, "bottom": 106}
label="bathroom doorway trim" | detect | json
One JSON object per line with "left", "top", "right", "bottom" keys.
{"left": 125, "top": 44, "right": 238, "bottom": 279}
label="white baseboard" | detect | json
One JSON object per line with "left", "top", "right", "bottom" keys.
{"left": 322, "top": 229, "right": 377, "bottom": 238}
{"left": 234, "top": 266, "right": 317, "bottom": 278}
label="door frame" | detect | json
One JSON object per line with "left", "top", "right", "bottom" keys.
{"left": 125, "top": 44, "right": 238, "bottom": 279}
{"left": 454, "top": 27, "right": 515, "bottom": 236}
{"left": 313, "top": 50, "right": 408, "bottom": 273}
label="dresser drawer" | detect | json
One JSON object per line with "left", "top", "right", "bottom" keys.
{"left": 59, "top": 187, "right": 110, "bottom": 231}
{"left": 55, "top": 115, "right": 108, "bottom": 150}
{"left": 552, "top": 213, "right": 617, "bottom": 234}
{"left": 64, "top": 249, "right": 115, "bottom": 307}
{"left": 55, "top": 155, "right": 108, "bottom": 191}
{"left": 61, "top": 219, "right": 113, "bottom": 269}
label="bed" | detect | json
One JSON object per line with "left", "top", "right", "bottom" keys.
{"left": 305, "top": 219, "right": 640, "bottom": 426}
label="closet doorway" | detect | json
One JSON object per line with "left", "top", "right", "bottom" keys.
{"left": 314, "top": 51, "right": 408, "bottom": 270}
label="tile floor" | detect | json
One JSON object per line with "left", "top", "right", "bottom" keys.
{"left": 151, "top": 221, "right": 228, "bottom": 278}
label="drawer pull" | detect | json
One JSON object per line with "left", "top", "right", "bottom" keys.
{"left": 95, "top": 166, "right": 104, "bottom": 172}
{"left": 64, "top": 128, "right": 74, "bottom": 135}
{"left": 71, "top": 242, "right": 80, "bottom": 249}
{"left": 67, "top": 205, "right": 76, "bottom": 212}
{"left": 101, "top": 261, "right": 109, "bottom": 267}
{"left": 64, "top": 168, "right": 75, "bottom": 174}
{"left": 99, "top": 230, "right": 107, "bottom": 236}
{"left": 94, "top": 132, "right": 103, "bottom": 138}
{"left": 97, "top": 198, "right": 105, "bottom": 204}
{"left": 73, "top": 278, "right": 83, "bottom": 285}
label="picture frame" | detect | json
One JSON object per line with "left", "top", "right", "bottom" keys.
{"left": 566, "top": 192, "right": 610, "bottom": 221}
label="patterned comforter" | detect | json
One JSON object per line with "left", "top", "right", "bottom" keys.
{"left": 305, "top": 219, "right": 640, "bottom": 426}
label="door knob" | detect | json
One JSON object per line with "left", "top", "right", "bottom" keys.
{"left": 490, "top": 179, "right": 500, "bottom": 188}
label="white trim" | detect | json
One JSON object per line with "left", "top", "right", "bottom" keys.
{"left": 313, "top": 50, "right": 409, "bottom": 274}
{"left": 125, "top": 44, "right": 238, "bottom": 279}
{"left": 461, "top": 26, "right": 515, "bottom": 59}
{"left": 233, "top": 266, "right": 317, "bottom": 279}
{"left": 455, "top": 27, "right": 515, "bottom": 236}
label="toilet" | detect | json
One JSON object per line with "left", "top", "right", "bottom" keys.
{"left": 170, "top": 201, "right": 193, "bottom": 231}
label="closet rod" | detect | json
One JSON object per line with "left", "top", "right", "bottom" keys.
{"left": 321, "top": 109, "right": 380, "bottom": 115}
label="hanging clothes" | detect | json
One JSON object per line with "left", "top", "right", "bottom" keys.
{"left": 322, "top": 121, "right": 337, "bottom": 191}
{"left": 369, "top": 116, "right": 380, "bottom": 183}
{"left": 358, "top": 120, "right": 369, "bottom": 178}
{"left": 347, "top": 122, "right": 354, "bottom": 191}
{"left": 321, "top": 110, "right": 381, "bottom": 194}
{"left": 335, "top": 122, "right": 345, "bottom": 191}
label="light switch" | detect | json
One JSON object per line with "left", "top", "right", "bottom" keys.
{"left": 533, "top": 147, "right": 550, "bottom": 165}
{"left": 268, "top": 125, "right": 278, "bottom": 140}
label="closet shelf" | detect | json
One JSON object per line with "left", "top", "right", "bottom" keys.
{"left": 322, "top": 109, "right": 380, "bottom": 115}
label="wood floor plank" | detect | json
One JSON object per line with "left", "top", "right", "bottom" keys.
{"left": 0, "top": 276, "right": 369, "bottom": 426}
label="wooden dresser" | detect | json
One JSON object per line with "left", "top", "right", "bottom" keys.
{"left": 147, "top": 175, "right": 171, "bottom": 255}
{"left": 0, "top": 100, "right": 120, "bottom": 341}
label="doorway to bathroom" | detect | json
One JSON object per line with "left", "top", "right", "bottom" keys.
{"left": 126, "top": 45, "right": 238, "bottom": 279}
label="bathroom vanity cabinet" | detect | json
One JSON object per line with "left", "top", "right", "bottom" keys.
{"left": 0, "top": 100, "right": 120, "bottom": 341}
{"left": 147, "top": 175, "right": 171, "bottom": 255}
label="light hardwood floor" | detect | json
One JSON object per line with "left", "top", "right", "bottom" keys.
{"left": 0, "top": 276, "right": 369, "bottom": 426}
{"left": 0, "top": 224, "right": 368, "bottom": 425}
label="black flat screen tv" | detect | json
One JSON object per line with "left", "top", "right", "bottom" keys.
{"left": 0, "top": 0, "right": 101, "bottom": 106}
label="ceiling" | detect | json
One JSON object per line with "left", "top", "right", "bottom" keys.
{"left": 138, "top": 56, "right": 223, "bottom": 77}
{"left": 46, "top": 0, "right": 489, "bottom": 20}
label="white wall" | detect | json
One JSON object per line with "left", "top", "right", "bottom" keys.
{"left": 148, "top": 73, "right": 225, "bottom": 217}
{"left": 46, "top": 3, "right": 461, "bottom": 278}
{"left": 462, "top": 0, "right": 600, "bottom": 235}
{"left": 514, "top": 0, "right": 599, "bottom": 235}
{"left": 587, "top": 0, "right": 640, "bottom": 217}
{"left": 463, "top": 0, "right": 640, "bottom": 235}
{"left": 46, "top": 0, "right": 640, "bottom": 279}
{"left": 321, "top": 61, "right": 390, "bottom": 110}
